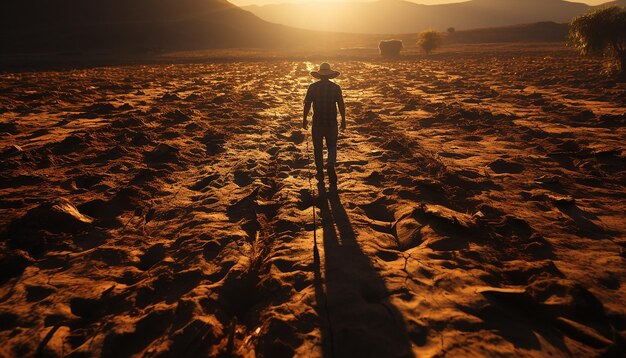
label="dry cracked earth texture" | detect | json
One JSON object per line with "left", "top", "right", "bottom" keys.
{"left": 1, "top": 49, "right": 625, "bottom": 357}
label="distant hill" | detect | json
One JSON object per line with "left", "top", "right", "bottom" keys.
{"left": 0, "top": 0, "right": 321, "bottom": 54}
{"left": 244, "top": 0, "right": 594, "bottom": 34}
{"left": 370, "top": 21, "right": 572, "bottom": 52}
{"left": 447, "top": 22, "right": 570, "bottom": 44}
{"left": 2, "top": 0, "right": 622, "bottom": 55}
{"left": 605, "top": 0, "right": 626, "bottom": 6}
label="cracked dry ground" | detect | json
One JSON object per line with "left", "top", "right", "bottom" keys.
{"left": 1, "top": 50, "right": 625, "bottom": 357}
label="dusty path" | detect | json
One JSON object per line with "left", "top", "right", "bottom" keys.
{"left": 1, "top": 51, "right": 625, "bottom": 357}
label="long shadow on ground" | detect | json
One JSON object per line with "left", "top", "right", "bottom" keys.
{"left": 313, "top": 185, "right": 414, "bottom": 357}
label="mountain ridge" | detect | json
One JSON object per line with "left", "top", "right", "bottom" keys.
{"left": 1, "top": 0, "right": 624, "bottom": 54}
{"left": 243, "top": 0, "right": 602, "bottom": 34}
{"left": 0, "top": 0, "right": 316, "bottom": 53}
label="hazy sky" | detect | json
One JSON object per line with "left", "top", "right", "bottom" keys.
{"left": 231, "top": 0, "right": 611, "bottom": 7}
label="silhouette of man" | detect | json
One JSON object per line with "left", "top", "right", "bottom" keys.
{"left": 303, "top": 63, "right": 346, "bottom": 189}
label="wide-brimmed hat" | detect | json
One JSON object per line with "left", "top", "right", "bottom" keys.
{"left": 311, "top": 63, "right": 340, "bottom": 79}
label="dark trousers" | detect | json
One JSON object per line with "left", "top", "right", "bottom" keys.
{"left": 312, "top": 125, "right": 338, "bottom": 183}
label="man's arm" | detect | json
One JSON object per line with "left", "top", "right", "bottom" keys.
{"left": 303, "top": 85, "right": 313, "bottom": 130}
{"left": 337, "top": 89, "right": 346, "bottom": 130}
{"left": 303, "top": 101, "right": 311, "bottom": 130}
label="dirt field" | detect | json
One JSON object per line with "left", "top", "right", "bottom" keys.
{"left": 1, "top": 47, "right": 625, "bottom": 357}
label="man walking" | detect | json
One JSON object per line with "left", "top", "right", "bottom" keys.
{"left": 303, "top": 63, "right": 346, "bottom": 189}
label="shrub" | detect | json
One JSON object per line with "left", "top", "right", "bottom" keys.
{"left": 569, "top": 6, "right": 626, "bottom": 76}
{"left": 417, "top": 30, "right": 444, "bottom": 55}
{"left": 379, "top": 39, "right": 404, "bottom": 58}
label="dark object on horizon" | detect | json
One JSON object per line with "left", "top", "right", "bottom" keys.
{"left": 569, "top": 5, "right": 626, "bottom": 77}
{"left": 379, "top": 39, "right": 404, "bottom": 57}
{"left": 417, "top": 30, "right": 444, "bottom": 55}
